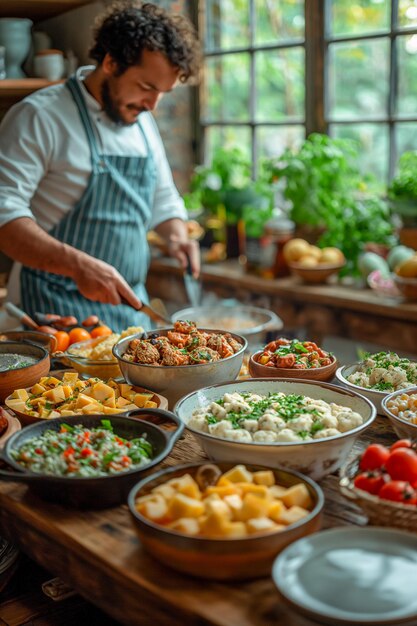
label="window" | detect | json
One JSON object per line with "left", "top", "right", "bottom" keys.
{"left": 200, "top": 0, "right": 306, "bottom": 172}
{"left": 199, "top": 0, "right": 417, "bottom": 184}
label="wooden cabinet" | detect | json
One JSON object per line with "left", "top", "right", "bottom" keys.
{"left": 0, "top": 0, "right": 93, "bottom": 111}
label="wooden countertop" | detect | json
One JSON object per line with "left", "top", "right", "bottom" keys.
{"left": 149, "top": 257, "right": 417, "bottom": 323}
{"left": 0, "top": 416, "right": 397, "bottom": 626}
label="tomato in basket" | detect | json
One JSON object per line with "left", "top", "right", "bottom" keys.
{"left": 378, "top": 481, "right": 417, "bottom": 504}
{"left": 390, "top": 439, "right": 414, "bottom": 451}
{"left": 385, "top": 448, "right": 417, "bottom": 485}
{"left": 359, "top": 444, "right": 390, "bottom": 472}
{"left": 353, "top": 472, "right": 386, "bottom": 495}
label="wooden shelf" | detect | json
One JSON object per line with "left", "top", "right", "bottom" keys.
{"left": 0, "top": 0, "right": 92, "bottom": 21}
{"left": 0, "top": 78, "right": 63, "bottom": 97}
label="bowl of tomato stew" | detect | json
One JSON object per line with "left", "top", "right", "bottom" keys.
{"left": 249, "top": 338, "right": 338, "bottom": 382}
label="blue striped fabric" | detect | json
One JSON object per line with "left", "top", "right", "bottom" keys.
{"left": 21, "top": 76, "right": 157, "bottom": 331}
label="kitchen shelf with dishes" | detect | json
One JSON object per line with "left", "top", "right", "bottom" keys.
{"left": 0, "top": 1, "right": 92, "bottom": 22}
{"left": 0, "top": 78, "right": 62, "bottom": 98}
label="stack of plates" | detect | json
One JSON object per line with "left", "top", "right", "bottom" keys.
{"left": 272, "top": 527, "right": 417, "bottom": 625}
{"left": 0, "top": 536, "right": 19, "bottom": 592}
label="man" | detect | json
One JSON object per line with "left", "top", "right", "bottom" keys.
{"left": 0, "top": 0, "right": 201, "bottom": 330}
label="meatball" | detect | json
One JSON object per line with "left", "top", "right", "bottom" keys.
{"left": 189, "top": 347, "right": 220, "bottom": 363}
{"left": 134, "top": 341, "right": 160, "bottom": 364}
{"left": 173, "top": 320, "right": 197, "bottom": 334}
{"left": 207, "top": 334, "right": 233, "bottom": 358}
{"left": 185, "top": 332, "right": 207, "bottom": 351}
{"left": 160, "top": 344, "right": 189, "bottom": 366}
{"left": 224, "top": 334, "right": 242, "bottom": 353}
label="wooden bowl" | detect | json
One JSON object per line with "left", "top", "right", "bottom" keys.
{"left": 0, "top": 342, "right": 50, "bottom": 403}
{"left": 288, "top": 262, "right": 345, "bottom": 284}
{"left": 393, "top": 275, "right": 417, "bottom": 301}
{"left": 128, "top": 461, "right": 324, "bottom": 580}
{"left": 249, "top": 351, "right": 338, "bottom": 382}
{"left": 5, "top": 372, "right": 168, "bottom": 426}
{"left": 0, "top": 408, "right": 21, "bottom": 448}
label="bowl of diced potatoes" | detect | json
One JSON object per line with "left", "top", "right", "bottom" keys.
{"left": 5, "top": 371, "right": 167, "bottom": 426}
{"left": 128, "top": 461, "right": 324, "bottom": 580}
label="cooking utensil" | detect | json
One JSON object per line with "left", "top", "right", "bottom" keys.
{"left": 120, "top": 297, "right": 171, "bottom": 326}
{"left": 183, "top": 256, "right": 201, "bottom": 308}
{"left": 5, "top": 302, "right": 40, "bottom": 331}
{"left": 0, "top": 409, "right": 184, "bottom": 508}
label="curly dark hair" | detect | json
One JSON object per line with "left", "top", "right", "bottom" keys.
{"left": 89, "top": 0, "right": 201, "bottom": 83}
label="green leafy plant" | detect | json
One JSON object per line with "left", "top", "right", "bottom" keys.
{"left": 388, "top": 151, "right": 417, "bottom": 226}
{"left": 263, "top": 133, "right": 396, "bottom": 275}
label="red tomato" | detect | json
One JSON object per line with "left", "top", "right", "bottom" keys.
{"left": 68, "top": 327, "right": 91, "bottom": 345}
{"left": 354, "top": 472, "right": 386, "bottom": 495}
{"left": 390, "top": 439, "right": 413, "bottom": 451}
{"left": 359, "top": 444, "right": 390, "bottom": 472}
{"left": 90, "top": 325, "right": 112, "bottom": 339}
{"left": 54, "top": 331, "right": 70, "bottom": 352}
{"left": 378, "top": 480, "right": 416, "bottom": 504}
{"left": 385, "top": 448, "right": 417, "bottom": 484}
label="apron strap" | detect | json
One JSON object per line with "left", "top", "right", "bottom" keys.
{"left": 66, "top": 76, "right": 103, "bottom": 170}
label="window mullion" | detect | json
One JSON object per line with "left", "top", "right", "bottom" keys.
{"left": 389, "top": 0, "right": 399, "bottom": 179}
{"left": 305, "top": 0, "right": 326, "bottom": 134}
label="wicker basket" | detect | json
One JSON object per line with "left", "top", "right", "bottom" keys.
{"left": 339, "top": 456, "right": 417, "bottom": 531}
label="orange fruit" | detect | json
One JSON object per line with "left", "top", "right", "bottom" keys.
{"left": 54, "top": 331, "right": 70, "bottom": 352}
{"left": 68, "top": 327, "right": 91, "bottom": 345}
{"left": 90, "top": 325, "right": 113, "bottom": 339}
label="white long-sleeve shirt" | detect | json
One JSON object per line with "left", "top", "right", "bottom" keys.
{"left": 0, "top": 65, "right": 187, "bottom": 302}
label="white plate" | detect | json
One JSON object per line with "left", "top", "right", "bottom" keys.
{"left": 272, "top": 527, "right": 417, "bottom": 625}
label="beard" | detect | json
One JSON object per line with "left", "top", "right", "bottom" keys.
{"left": 101, "top": 79, "right": 145, "bottom": 126}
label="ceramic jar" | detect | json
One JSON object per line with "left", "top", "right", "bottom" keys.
{"left": 33, "top": 49, "right": 65, "bottom": 81}
{"left": 0, "top": 18, "right": 33, "bottom": 78}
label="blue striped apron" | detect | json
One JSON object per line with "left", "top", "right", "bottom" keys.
{"left": 21, "top": 76, "right": 156, "bottom": 331}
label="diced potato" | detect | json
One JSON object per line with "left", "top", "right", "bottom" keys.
{"left": 269, "top": 485, "right": 288, "bottom": 499}
{"left": 221, "top": 465, "right": 253, "bottom": 484}
{"left": 62, "top": 371, "right": 79, "bottom": 384}
{"left": 173, "top": 475, "right": 202, "bottom": 500}
{"left": 153, "top": 483, "right": 176, "bottom": 501}
{"left": 246, "top": 517, "right": 278, "bottom": 534}
{"left": 167, "top": 494, "right": 205, "bottom": 519}
{"left": 119, "top": 383, "right": 133, "bottom": 397}
{"left": 102, "top": 406, "right": 122, "bottom": 415}
{"left": 76, "top": 393, "right": 97, "bottom": 409}
{"left": 144, "top": 400, "right": 158, "bottom": 409}
{"left": 121, "top": 403, "right": 139, "bottom": 411}
{"left": 91, "top": 382, "right": 115, "bottom": 403}
{"left": 141, "top": 497, "right": 169, "bottom": 522}
{"left": 268, "top": 500, "right": 286, "bottom": 522}
{"left": 223, "top": 494, "right": 243, "bottom": 515}
{"left": 205, "top": 485, "right": 239, "bottom": 498}
{"left": 102, "top": 395, "right": 116, "bottom": 408}
{"left": 12, "top": 388, "right": 29, "bottom": 401}
{"left": 133, "top": 393, "right": 154, "bottom": 408}
{"left": 169, "top": 517, "right": 200, "bottom": 535}
{"left": 42, "top": 386, "right": 67, "bottom": 404}
{"left": 61, "top": 385, "right": 74, "bottom": 399}
{"left": 49, "top": 410, "right": 61, "bottom": 418}
{"left": 30, "top": 397, "right": 46, "bottom": 407}
{"left": 107, "top": 379, "right": 120, "bottom": 391}
{"left": 205, "top": 498, "right": 231, "bottom": 520}
{"left": 237, "top": 493, "right": 271, "bottom": 522}
{"left": 280, "top": 484, "right": 312, "bottom": 510}
{"left": 82, "top": 403, "right": 103, "bottom": 414}
{"left": 30, "top": 383, "right": 46, "bottom": 395}
{"left": 253, "top": 470, "right": 275, "bottom": 487}
{"left": 42, "top": 376, "right": 61, "bottom": 387}
{"left": 116, "top": 396, "right": 131, "bottom": 409}
{"left": 220, "top": 521, "right": 247, "bottom": 538}
{"left": 275, "top": 505, "right": 309, "bottom": 526}
{"left": 39, "top": 408, "right": 52, "bottom": 418}
{"left": 60, "top": 409, "right": 76, "bottom": 416}
{"left": 6, "top": 399, "right": 27, "bottom": 413}
{"left": 237, "top": 483, "right": 269, "bottom": 499}
{"left": 217, "top": 476, "right": 233, "bottom": 487}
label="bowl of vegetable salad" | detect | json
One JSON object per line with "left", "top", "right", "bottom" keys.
{"left": 0, "top": 409, "right": 183, "bottom": 508}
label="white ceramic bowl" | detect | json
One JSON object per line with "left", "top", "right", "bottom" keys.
{"left": 336, "top": 364, "right": 389, "bottom": 414}
{"left": 381, "top": 386, "right": 417, "bottom": 439}
{"left": 174, "top": 378, "right": 376, "bottom": 481}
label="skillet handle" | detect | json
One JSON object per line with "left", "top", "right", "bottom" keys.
{"left": 124, "top": 408, "right": 184, "bottom": 446}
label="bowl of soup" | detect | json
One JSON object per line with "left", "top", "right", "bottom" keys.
{"left": 0, "top": 341, "right": 50, "bottom": 402}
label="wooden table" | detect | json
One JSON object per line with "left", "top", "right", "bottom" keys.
{"left": 147, "top": 258, "right": 417, "bottom": 354}
{"left": 0, "top": 416, "right": 397, "bottom": 626}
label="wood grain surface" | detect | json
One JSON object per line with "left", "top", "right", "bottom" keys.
{"left": 0, "top": 415, "right": 397, "bottom": 626}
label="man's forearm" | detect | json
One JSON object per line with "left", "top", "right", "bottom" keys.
{"left": 0, "top": 217, "right": 82, "bottom": 280}
{"left": 154, "top": 218, "right": 188, "bottom": 243}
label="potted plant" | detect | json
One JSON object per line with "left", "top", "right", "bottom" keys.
{"left": 388, "top": 151, "right": 417, "bottom": 248}
{"left": 262, "top": 133, "right": 396, "bottom": 276}
{"left": 184, "top": 147, "right": 274, "bottom": 257}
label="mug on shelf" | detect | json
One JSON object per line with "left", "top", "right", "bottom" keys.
{"left": 33, "top": 49, "right": 65, "bottom": 81}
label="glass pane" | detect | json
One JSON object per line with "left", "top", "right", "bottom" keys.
{"left": 256, "top": 125, "right": 305, "bottom": 162}
{"left": 330, "top": 123, "right": 389, "bottom": 189}
{"left": 396, "top": 123, "right": 417, "bottom": 166}
{"left": 328, "top": 39, "right": 389, "bottom": 120}
{"left": 205, "top": 0, "right": 250, "bottom": 51}
{"left": 328, "top": 0, "right": 390, "bottom": 37}
{"left": 203, "top": 54, "right": 250, "bottom": 122}
{"left": 255, "top": 0, "right": 305, "bottom": 45}
{"left": 205, "top": 126, "right": 251, "bottom": 164}
{"left": 397, "top": 35, "right": 417, "bottom": 115}
{"left": 399, "top": 0, "right": 417, "bottom": 29}
{"left": 256, "top": 48, "right": 305, "bottom": 122}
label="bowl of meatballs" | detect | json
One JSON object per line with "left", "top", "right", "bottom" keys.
{"left": 113, "top": 320, "right": 247, "bottom": 406}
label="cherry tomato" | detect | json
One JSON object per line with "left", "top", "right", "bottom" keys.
{"left": 54, "top": 330, "right": 70, "bottom": 352}
{"left": 68, "top": 327, "right": 91, "bottom": 345}
{"left": 359, "top": 444, "right": 390, "bottom": 472}
{"left": 353, "top": 472, "right": 386, "bottom": 495}
{"left": 82, "top": 315, "right": 99, "bottom": 328}
{"left": 37, "top": 325, "right": 58, "bottom": 335}
{"left": 59, "top": 316, "right": 78, "bottom": 328}
{"left": 378, "top": 480, "right": 416, "bottom": 504}
{"left": 390, "top": 439, "right": 413, "bottom": 451}
{"left": 90, "top": 325, "right": 113, "bottom": 339}
{"left": 385, "top": 448, "right": 417, "bottom": 484}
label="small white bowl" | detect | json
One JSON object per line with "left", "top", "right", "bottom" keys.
{"left": 174, "top": 378, "right": 376, "bottom": 481}
{"left": 336, "top": 364, "right": 389, "bottom": 414}
{"left": 381, "top": 386, "right": 417, "bottom": 439}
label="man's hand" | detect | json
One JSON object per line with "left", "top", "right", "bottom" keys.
{"left": 74, "top": 255, "right": 142, "bottom": 309}
{"left": 167, "top": 237, "right": 200, "bottom": 277}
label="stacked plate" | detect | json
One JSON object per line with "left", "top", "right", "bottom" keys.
{"left": 0, "top": 535, "right": 19, "bottom": 592}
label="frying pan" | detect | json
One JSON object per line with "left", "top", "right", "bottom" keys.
{"left": 0, "top": 409, "right": 183, "bottom": 509}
